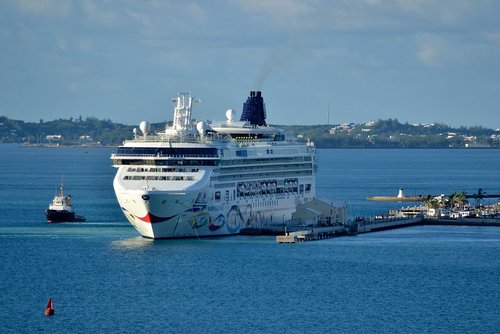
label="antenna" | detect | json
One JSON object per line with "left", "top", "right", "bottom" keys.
{"left": 60, "top": 176, "right": 64, "bottom": 196}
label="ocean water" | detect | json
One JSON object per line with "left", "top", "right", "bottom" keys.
{"left": 0, "top": 144, "right": 499, "bottom": 333}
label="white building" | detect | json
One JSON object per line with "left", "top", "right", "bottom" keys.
{"left": 292, "top": 198, "right": 347, "bottom": 226}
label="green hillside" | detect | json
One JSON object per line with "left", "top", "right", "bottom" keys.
{"left": 1, "top": 115, "right": 498, "bottom": 148}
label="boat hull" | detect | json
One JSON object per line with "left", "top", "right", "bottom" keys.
{"left": 45, "top": 209, "right": 86, "bottom": 223}
{"left": 114, "top": 183, "right": 299, "bottom": 239}
{"left": 114, "top": 187, "right": 240, "bottom": 239}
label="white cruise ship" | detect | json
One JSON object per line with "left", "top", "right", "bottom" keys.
{"left": 111, "top": 91, "right": 317, "bottom": 239}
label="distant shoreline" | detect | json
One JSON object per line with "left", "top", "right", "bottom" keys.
{"left": 20, "top": 143, "right": 116, "bottom": 148}
{"left": 7, "top": 142, "right": 498, "bottom": 149}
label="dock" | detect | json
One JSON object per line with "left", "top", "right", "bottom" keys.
{"left": 276, "top": 225, "right": 345, "bottom": 243}
{"left": 272, "top": 216, "right": 500, "bottom": 243}
{"left": 241, "top": 195, "right": 500, "bottom": 244}
{"left": 357, "top": 217, "right": 422, "bottom": 233}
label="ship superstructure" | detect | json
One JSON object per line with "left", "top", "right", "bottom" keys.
{"left": 111, "top": 91, "right": 316, "bottom": 239}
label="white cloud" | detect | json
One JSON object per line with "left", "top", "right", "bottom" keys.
{"left": 484, "top": 32, "right": 500, "bottom": 45}
{"left": 233, "top": 0, "right": 313, "bottom": 26}
{"left": 80, "top": 0, "right": 118, "bottom": 27}
{"left": 97, "top": 79, "right": 120, "bottom": 92}
{"left": 123, "top": 2, "right": 209, "bottom": 49}
{"left": 14, "top": 0, "right": 72, "bottom": 17}
{"left": 415, "top": 34, "right": 451, "bottom": 67}
{"left": 417, "top": 43, "right": 439, "bottom": 66}
{"left": 56, "top": 36, "right": 67, "bottom": 51}
{"left": 414, "top": 32, "right": 499, "bottom": 70}
{"left": 76, "top": 37, "right": 94, "bottom": 52}
{"left": 1, "top": 0, "right": 499, "bottom": 127}
{"left": 67, "top": 81, "right": 82, "bottom": 92}
{"left": 184, "top": 2, "right": 207, "bottom": 24}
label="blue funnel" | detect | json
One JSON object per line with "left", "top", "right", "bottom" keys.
{"left": 240, "top": 91, "right": 267, "bottom": 126}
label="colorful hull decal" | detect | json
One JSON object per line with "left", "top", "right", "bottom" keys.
{"left": 226, "top": 205, "right": 244, "bottom": 233}
{"left": 136, "top": 212, "right": 175, "bottom": 223}
{"left": 208, "top": 214, "right": 226, "bottom": 231}
{"left": 191, "top": 212, "right": 210, "bottom": 229}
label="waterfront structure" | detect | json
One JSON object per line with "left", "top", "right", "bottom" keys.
{"left": 292, "top": 198, "right": 347, "bottom": 226}
{"left": 111, "top": 91, "right": 317, "bottom": 239}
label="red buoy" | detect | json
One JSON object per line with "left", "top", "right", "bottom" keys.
{"left": 44, "top": 297, "right": 54, "bottom": 316}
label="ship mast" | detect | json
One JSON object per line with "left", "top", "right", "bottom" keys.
{"left": 172, "top": 93, "right": 193, "bottom": 130}
{"left": 60, "top": 177, "right": 64, "bottom": 196}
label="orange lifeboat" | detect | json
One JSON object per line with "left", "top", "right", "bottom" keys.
{"left": 44, "top": 297, "right": 54, "bottom": 316}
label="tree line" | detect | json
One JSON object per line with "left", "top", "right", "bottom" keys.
{"left": 1, "top": 116, "right": 498, "bottom": 148}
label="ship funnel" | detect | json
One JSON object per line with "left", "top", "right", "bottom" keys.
{"left": 240, "top": 91, "right": 267, "bottom": 126}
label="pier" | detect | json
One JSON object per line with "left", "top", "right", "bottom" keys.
{"left": 274, "top": 217, "right": 421, "bottom": 243}
{"left": 357, "top": 217, "right": 422, "bottom": 233}
{"left": 423, "top": 217, "right": 500, "bottom": 227}
{"left": 240, "top": 196, "right": 500, "bottom": 244}
{"left": 276, "top": 225, "right": 345, "bottom": 243}
{"left": 270, "top": 216, "right": 500, "bottom": 244}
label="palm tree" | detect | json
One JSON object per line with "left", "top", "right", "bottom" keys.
{"left": 424, "top": 196, "right": 440, "bottom": 217}
{"left": 474, "top": 188, "right": 487, "bottom": 207}
{"left": 458, "top": 191, "right": 468, "bottom": 207}
{"left": 449, "top": 192, "right": 459, "bottom": 209}
{"left": 437, "top": 195, "right": 449, "bottom": 209}
{"left": 424, "top": 195, "right": 439, "bottom": 209}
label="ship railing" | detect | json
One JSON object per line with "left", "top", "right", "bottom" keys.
{"left": 123, "top": 133, "right": 234, "bottom": 145}
{"left": 122, "top": 137, "right": 201, "bottom": 144}
{"left": 233, "top": 138, "right": 309, "bottom": 146}
{"left": 232, "top": 138, "right": 282, "bottom": 147}
{"left": 111, "top": 153, "right": 220, "bottom": 159}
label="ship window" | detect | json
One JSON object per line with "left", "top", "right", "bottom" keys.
{"left": 215, "top": 191, "right": 221, "bottom": 201}
{"left": 117, "top": 147, "right": 218, "bottom": 156}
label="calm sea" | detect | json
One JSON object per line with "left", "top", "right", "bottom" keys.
{"left": 0, "top": 144, "right": 499, "bottom": 333}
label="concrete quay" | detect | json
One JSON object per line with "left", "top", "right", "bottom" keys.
{"left": 274, "top": 217, "right": 422, "bottom": 243}
{"left": 276, "top": 225, "right": 345, "bottom": 243}
{"left": 273, "top": 216, "right": 500, "bottom": 243}
{"left": 422, "top": 217, "right": 500, "bottom": 227}
{"left": 356, "top": 217, "right": 422, "bottom": 233}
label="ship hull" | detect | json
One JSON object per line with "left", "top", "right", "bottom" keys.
{"left": 114, "top": 178, "right": 301, "bottom": 239}
{"left": 117, "top": 198, "right": 298, "bottom": 239}
{"left": 45, "top": 209, "right": 86, "bottom": 223}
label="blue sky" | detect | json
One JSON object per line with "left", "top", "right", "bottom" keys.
{"left": 1, "top": 0, "right": 499, "bottom": 128}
